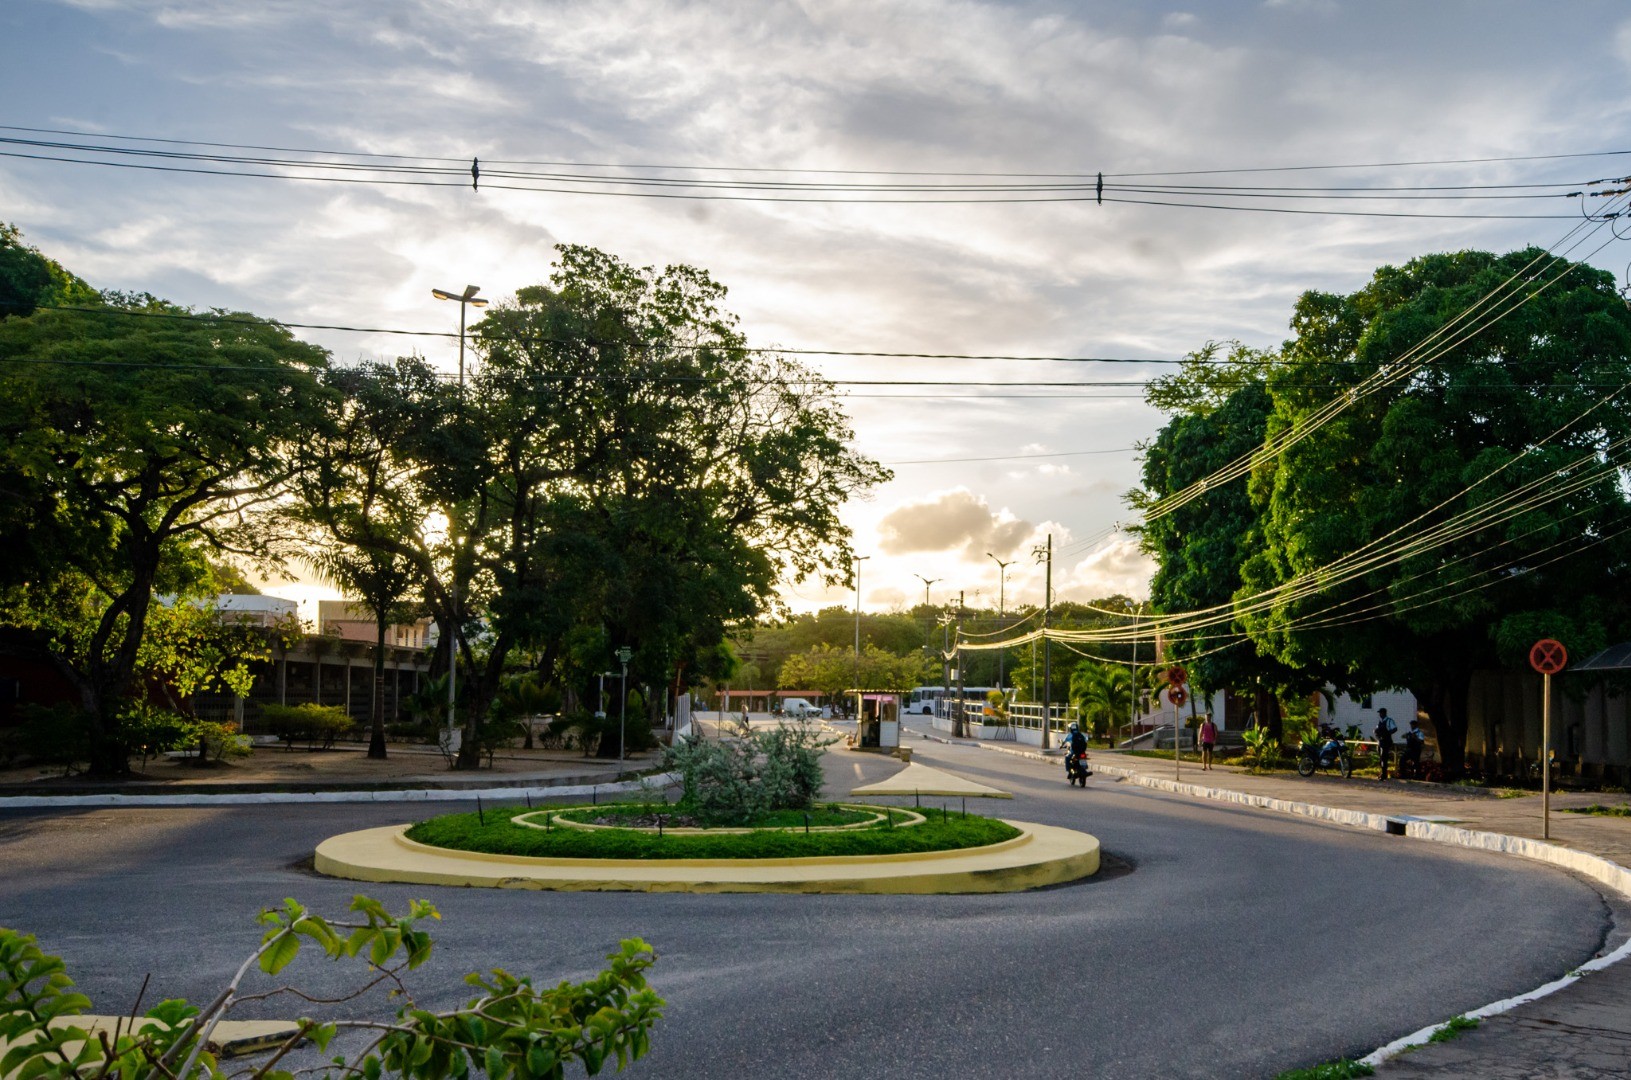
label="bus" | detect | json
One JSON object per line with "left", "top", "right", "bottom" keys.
{"left": 903, "top": 686, "right": 1003, "bottom": 717}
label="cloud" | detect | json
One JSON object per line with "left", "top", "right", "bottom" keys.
{"left": 876, "top": 488, "right": 1038, "bottom": 561}
{"left": 1060, "top": 537, "right": 1156, "bottom": 601}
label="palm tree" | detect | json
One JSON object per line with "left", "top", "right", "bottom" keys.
{"left": 1070, "top": 662, "right": 1132, "bottom": 744}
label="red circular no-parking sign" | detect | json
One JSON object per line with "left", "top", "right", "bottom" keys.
{"left": 1529, "top": 638, "right": 1568, "bottom": 675}
{"left": 1168, "top": 686, "right": 1189, "bottom": 707}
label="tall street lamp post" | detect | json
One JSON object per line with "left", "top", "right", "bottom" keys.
{"left": 431, "top": 285, "right": 488, "bottom": 741}
{"left": 616, "top": 646, "right": 633, "bottom": 773}
{"left": 986, "top": 553, "right": 1013, "bottom": 691}
{"left": 431, "top": 285, "right": 489, "bottom": 389}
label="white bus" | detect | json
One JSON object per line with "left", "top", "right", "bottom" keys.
{"left": 903, "top": 686, "right": 1002, "bottom": 717}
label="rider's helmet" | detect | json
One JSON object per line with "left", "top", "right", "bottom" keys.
{"left": 1068, "top": 722, "right": 1080, "bottom": 732}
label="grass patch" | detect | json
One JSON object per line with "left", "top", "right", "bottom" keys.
{"left": 1274, "top": 1060, "right": 1373, "bottom": 1080}
{"left": 1565, "top": 803, "right": 1631, "bottom": 817}
{"left": 1428, "top": 1015, "right": 1480, "bottom": 1043}
{"left": 558, "top": 803, "right": 873, "bottom": 829}
{"left": 406, "top": 804, "right": 1020, "bottom": 860}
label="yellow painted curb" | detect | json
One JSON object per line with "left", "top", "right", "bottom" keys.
{"left": 2, "top": 1017, "right": 301, "bottom": 1075}
{"left": 314, "top": 821, "right": 1099, "bottom": 894}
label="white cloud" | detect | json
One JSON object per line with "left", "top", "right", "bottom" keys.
{"left": 1061, "top": 537, "right": 1156, "bottom": 602}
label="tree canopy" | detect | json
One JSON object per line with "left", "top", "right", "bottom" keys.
{"left": 1137, "top": 248, "right": 1631, "bottom": 772}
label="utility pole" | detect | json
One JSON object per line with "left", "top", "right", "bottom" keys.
{"left": 853, "top": 555, "right": 869, "bottom": 722}
{"left": 1034, "top": 534, "right": 1054, "bottom": 750}
{"left": 987, "top": 553, "right": 1013, "bottom": 692}
{"left": 939, "top": 610, "right": 952, "bottom": 726}
{"left": 954, "top": 591, "right": 967, "bottom": 739}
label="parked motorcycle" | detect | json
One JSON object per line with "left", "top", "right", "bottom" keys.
{"left": 1296, "top": 728, "right": 1352, "bottom": 778}
{"left": 1065, "top": 751, "right": 1092, "bottom": 787}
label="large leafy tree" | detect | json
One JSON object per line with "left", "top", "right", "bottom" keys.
{"left": 457, "top": 245, "right": 886, "bottom": 762}
{"left": 0, "top": 296, "right": 331, "bottom": 774}
{"left": 1134, "top": 342, "right": 1331, "bottom": 731}
{"left": 1239, "top": 248, "right": 1631, "bottom": 773}
{"left": 294, "top": 361, "right": 434, "bottom": 759}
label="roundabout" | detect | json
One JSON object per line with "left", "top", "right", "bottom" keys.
{"left": 313, "top": 809, "right": 1101, "bottom": 894}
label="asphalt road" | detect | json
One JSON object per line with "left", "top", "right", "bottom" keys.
{"left": 0, "top": 737, "right": 1622, "bottom": 1079}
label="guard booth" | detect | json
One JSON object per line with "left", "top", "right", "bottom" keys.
{"left": 850, "top": 691, "right": 902, "bottom": 751}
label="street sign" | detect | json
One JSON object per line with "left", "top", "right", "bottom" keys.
{"left": 1166, "top": 664, "right": 1188, "bottom": 687}
{"left": 1168, "top": 687, "right": 1188, "bottom": 707}
{"left": 1529, "top": 639, "right": 1567, "bottom": 675}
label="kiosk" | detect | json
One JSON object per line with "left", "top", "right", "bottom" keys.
{"left": 851, "top": 691, "right": 902, "bottom": 751}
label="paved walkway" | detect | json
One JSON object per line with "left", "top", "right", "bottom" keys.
{"left": 976, "top": 741, "right": 1631, "bottom": 1078}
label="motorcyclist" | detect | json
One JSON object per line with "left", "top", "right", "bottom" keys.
{"left": 1066, "top": 722, "right": 1089, "bottom": 777}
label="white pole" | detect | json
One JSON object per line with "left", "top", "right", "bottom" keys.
{"left": 1542, "top": 671, "right": 1552, "bottom": 840}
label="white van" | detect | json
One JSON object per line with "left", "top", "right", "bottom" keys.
{"left": 780, "top": 698, "right": 821, "bottom": 718}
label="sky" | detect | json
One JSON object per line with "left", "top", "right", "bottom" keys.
{"left": 6, "top": 0, "right": 1631, "bottom": 618}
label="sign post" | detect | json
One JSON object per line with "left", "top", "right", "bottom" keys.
{"left": 1167, "top": 666, "right": 1189, "bottom": 781}
{"left": 1529, "top": 639, "right": 1568, "bottom": 839}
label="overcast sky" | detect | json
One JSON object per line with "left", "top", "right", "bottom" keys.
{"left": 6, "top": 0, "right": 1631, "bottom": 616}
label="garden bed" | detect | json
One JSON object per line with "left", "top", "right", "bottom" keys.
{"left": 404, "top": 803, "right": 1021, "bottom": 860}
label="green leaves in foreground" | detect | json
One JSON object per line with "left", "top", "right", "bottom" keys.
{"left": 2, "top": 896, "right": 662, "bottom": 1080}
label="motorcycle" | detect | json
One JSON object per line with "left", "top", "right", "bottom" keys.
{"left": 1296, "top": 729, "right": 1352, "bottom": 778}
{"left": 1065, "top": 750, "right": 1092, "bottom": 787}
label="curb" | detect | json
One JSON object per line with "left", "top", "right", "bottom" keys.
{"left": 1078, "top": 760, "right": 1631, "bottom": 1067}
{"left": 312, "top": 819, "right": 1101, "bottom": 895}
{"left": 0, "top": 773, "right": 680, "bottom": 809}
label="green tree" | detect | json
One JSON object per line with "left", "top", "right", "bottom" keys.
{"left": 0, "top": 222, "right": 96, "bottom": 320}
{"left": 777, "top": 644, "right": 928, "bottom": 702}
{"left": 0, "top": 296, "right": 331, "bottom": 774}
{"left": 1133, "top": 342, "right": 1330, "bottom": 733}
{"left": 1240, "top": 248, "right": 1631, "bottom": 774}
{"left": 295, "top": 361, "right": 432, "bottom": 760}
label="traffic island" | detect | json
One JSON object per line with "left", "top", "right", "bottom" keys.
{"left": 313, "top": 814, "right": 1099, "bottom": 894}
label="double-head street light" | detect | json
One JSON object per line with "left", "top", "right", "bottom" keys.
{"left": 987, "top": 553, "right": 1014, "bottom": 691}
{"left": 431, "top": 285, "right": 488, "bottom": 388}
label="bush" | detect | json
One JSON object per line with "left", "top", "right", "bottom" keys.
{"left": 120, "top": 701, "right": 197, "bottom": 768}
{"left": 12, "top": 703, "right": 94, "bottom": 775}
{"left": 259, "top": 703, "right": 356, "bottom": 749}
{"left": 664, "top": 720, "right": 834, "bottom": 823}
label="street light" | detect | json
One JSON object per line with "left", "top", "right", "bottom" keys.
{"left": 431, "top": 286, "right": 487, "bottom": 748}
{"left": 986, "top": 553, "right": 1014, "bottom": 691}
{"left": 853, "top": 555, "right": 870, "bottom": 722}
{"left": 913, "top": 574, "right": 941, "bottom": 610}
{"left": 431, "top": 285, "right": 489, "bottom": 388}
{"left": 616, "top": 646, "right": 633, "bottom": 773}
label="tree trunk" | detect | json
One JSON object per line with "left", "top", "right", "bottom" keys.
{"left": 1413, "top": 675, "right": 1472, "bottom": 779}
{"left": 369, "top": 616, "right": 388, "bottom": 759}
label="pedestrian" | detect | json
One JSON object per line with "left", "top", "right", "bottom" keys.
{"left": 1374, "top": 707, "right": 1398, "bottom": 781}
{"left": 1199, "top": 714, "right": 1218, "bottom": 771}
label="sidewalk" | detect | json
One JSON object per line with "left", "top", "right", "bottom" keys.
{"left": 0, "top": 744, "right": 658, "bottom": 806}
{"left": 1001, "top": 745, "right": 1631, "bottom": 1078}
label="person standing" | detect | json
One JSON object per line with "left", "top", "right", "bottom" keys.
{"left": 1374, "top": 707, "right": 1398, "bottom": 781}
{"left": 1199, "top": 714, "right": 1218, "bottom": 771}
{"left": 1403, "top": 719, "right": 1426, "bottom": 777}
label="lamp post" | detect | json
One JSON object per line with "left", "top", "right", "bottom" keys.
{"left": 853, "top": 555, "right": 870, "bottom": 721}
{"left": 430, "top": 286, "right": 487, "bottom": 749}
{"left": 431, "top": 285, "right": 489, "bottom": 389}
{"left": 616, "top": 646, "right": 633, "bottom": 772}
{"left": 986, "top": 553, "right": 1013, "bottom": 691}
